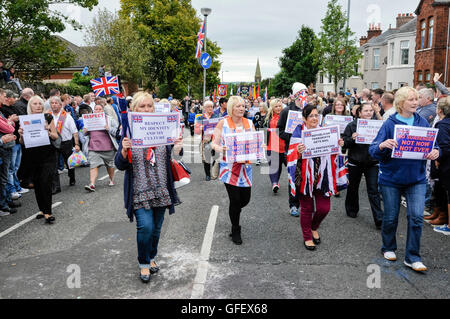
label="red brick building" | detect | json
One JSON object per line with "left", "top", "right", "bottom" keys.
{"left": 414, "top": 0, "right": 450, "bottom": 86}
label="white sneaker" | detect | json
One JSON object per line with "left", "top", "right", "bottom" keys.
{"left": 383, "top": 251, "right": 397, "bottom": 261}
{"left": 109, "top": 180, "right": 115, "bottom": 187}
{"left": 404, "top": 261, "right": 427, "bottom": 272}
{"left": 18, "top": 188, "right": 29, "bottom": 194}
{"left": 11, "top": 192, "right": 21, "bottom": 200}
{"left": 0, "top": 210, "right": 10, "bottom": 217}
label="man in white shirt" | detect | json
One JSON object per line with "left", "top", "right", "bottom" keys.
{"left": 48, "top": 96, "right": 80, "bottom": 191}
{"left": 381, "top": 92, "right": 396, "bottom": 122}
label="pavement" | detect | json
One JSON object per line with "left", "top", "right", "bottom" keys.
{"left": 0, "top": 129, "right": 449, "bottom": 299}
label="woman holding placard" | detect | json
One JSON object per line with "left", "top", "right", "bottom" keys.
{"left": 211, "top": 96, "right": 257, "bottom": 245}
{"left": 80, "top": 104, "right": 119, "bottom": 192}
{"left": 19, "top": 96, "right": 59, "bottom": 224}
{"left": 196, "top": 100, "right": 219, "bottom": 181}
{"left": 342, "top": 102, "right": 383, "bottom": 229}
{"left": 265, "top": 99, "right": 286, "bottom": 193}
{"left": 369, "top": 86, "right": 440, "bottom": 272}
{"left": 293, "top": 105, "right": 345, "bottom": 251}
{"left": 115, "top": 92, "right": 183, "bottom": 283}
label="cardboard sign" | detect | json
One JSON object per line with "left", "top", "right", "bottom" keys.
{"left": 391, "top": 125, "right": 438, "bottom": 160}
{"left": 324, "top": 115, "right": 353, "bottom": 133}
{"left": 356, "top": 119, "right": 383, "bottom": 144}
{"left": 19, "top": 114, "right": 50, "bottom": 148}
{"left": 285, "top": 110, "right": 303, "bottom": 134}
{"left": 129, "top": 112, "right": 180, "bottom": 148}
{"left": 302, "top": 125, "right": 340, "bottom": 159}
{"left": 82, "top": 112, "right": 106, "bottom": 131}
{"left": 224, "top": 131, "right": 265, "bottom": 163}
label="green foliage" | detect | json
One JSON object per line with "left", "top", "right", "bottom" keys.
{"left": 314, "top": 0, "right": 363, "bottom": 93}
{"left": 270, "top": 26, "right": 319, "bottom": 97}
{"left": 71, "top": 72, "right": 95, "bottom": 87}
{"left": 0, "top": 0, "right": 98, "bottom": 79}
{"left": 119, "top": 0, "right": 221, "bottom": 98}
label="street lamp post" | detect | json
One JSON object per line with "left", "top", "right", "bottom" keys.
{"left": 201, "top": 8, "right": 212, "bottom": 102}
{"left": 343, "top": 0, "right": 350, "bottom": 93}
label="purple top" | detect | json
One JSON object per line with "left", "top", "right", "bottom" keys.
{"left": 89, "top": 130, "right": 114, "bottom": 152}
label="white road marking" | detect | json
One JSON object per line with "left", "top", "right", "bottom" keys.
{"left": 98, "top": 169, "right": 119, "bottom": 181}
{"left": 0, "top": 202, "right": 62, "bottom": 239}
{"left": 191, "top": 205, "right": 219, "bottom": 299}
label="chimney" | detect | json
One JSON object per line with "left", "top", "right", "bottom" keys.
{"left": 396, "top": 13, "right": 414, "bottom": 29}
{"left": 367, "top": 23, "right": 382, "bottom": 41}
{"left": 360, "top": 36, "right": 368, "bottom": 46}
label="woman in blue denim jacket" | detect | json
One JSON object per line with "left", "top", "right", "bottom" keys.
{"left": 369, "top": 87, "right": 440, "bottom": 272}
{"left": 114, "top": 92, "right": 183, "bottom": 283}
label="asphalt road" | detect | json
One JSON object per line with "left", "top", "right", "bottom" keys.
{"left": 0, "top": 129, "right": 449, "bottom": 299}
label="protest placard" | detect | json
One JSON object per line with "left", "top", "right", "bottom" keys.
{"left": 302, "top": 125, "right": 340, "bottom": 159}
{"left": 82, "top": 112, "right": 106, "bottom": 131}
{"left": 324, "top": 115, "right": 353, "bottom": 133}
{"left": 129, "top": 112, "right": 180, "bottom": 148}
{"left": 391, "top": 125, "right": 438, "bottom": 160}
{"left": 356, "top": 119, "right": 383, "bottom": 144}
{"left": 224, "top": 131, "right": 265, "bottom": 163}
{"left": 19, "top": 114, "right": 50, "bottom": 148}
{"left": 202, "top": 117, "right": 223, "bottom": 135}
{"left": 154, "top": 103, "right": 171, "bottom": 113}
{"left": 285, "top": 110, "right": 303, "bottom": 134}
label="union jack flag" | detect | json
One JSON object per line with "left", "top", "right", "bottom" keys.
{"left": 90, "top": 76, "right": 120, "bottom": 97}
{"left": 295, "top": 90, "right": 308, "bottom": 108}
{"left": 195, "top": 20, "right": 205, "bottom": 59}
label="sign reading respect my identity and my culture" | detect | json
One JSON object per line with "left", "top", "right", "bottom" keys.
{"left": 154, "top": 103, "right": 171, "bottom": 113}
{"left": 82, "top": 112, "right": 107, "bottom": 131}
{"left": 285, "top": 110, "right": 303, "bottom": 134}
{"left": 356, "top": 119, "right": 383, "bottom": 144}
{"left": 129, "top": 112, "right": 180, "bottom": 148}
{"left": 19, "top": 114, "right": 50, "bottom": 148}
{"left": 302, "top": 125, "right": 340, "bottom": 159}
{"left": 224, "top": 131, "right": 265, "bottom": 163}
{"left": 324, "top": 115, "right": 353, "bottom": 133}
{"left": 392, "top": 125, "right": 438, "bottom": 160}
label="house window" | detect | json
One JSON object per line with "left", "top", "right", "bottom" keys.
{"left": 389, "top": 43, "right": 395, "bottom": 65}
{"left": 428, "top": 18, "right": 434, "bottom": 48}
{"left": 418, "top": 71, "right": 423, "bottom": 82}
{"left": 426, "top": 71, "right": 431, "bottom": 83}
{"left": 388, "top": 82, "right": 393, "bottom": 91}
{"left": 354, "top": 63, "right": 359, "bottom": 74}
{"left": 328, "top": 74, "right": 332, "bottom": 83}
{"left": 421, "top": 20, "right": 426, "bottom": 49}
{"left": 320, "top": 73, "right": 324, "bottom": 84}
{"left": 373, "top": 48, "right": 380, "bottom": 69}
{"left": 364, "top": 50, "right": 369, "bottom": 70}
{"left": 400, "top": 41, "right": 409, "bottom": 65}
{"left": 371, "top": 82, "right": 379, "bottom": 89}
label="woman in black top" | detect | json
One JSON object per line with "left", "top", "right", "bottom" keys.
{"left": 19, "top": 96, "right": 59, "bottom": 224}
{"left": 342, "top": 102, "right": 383, "bottom": 229}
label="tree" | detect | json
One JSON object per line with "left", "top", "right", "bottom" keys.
{"left": 84, "top": 9, "right": 148, "bottom": 85}
{"left": 120, "top": 0, "right": 221, "bottom": 98}
{"left": 314, "top": 0, "right": 362, "bottom": 93}
{"left": 0, "top": 0, "right": 98, "bottom": 80}
{"left": 270, "top": 26, "right": 319, "bottom": 97}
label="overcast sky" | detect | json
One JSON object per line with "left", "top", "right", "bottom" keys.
{"left": 55, "top": 0, "right": 419, "bottom": 82}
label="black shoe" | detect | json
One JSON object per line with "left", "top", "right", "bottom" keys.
{"left": 4, "top": 207, "right": 17, "bottom": 214}
{"left": 8, "top": 202, "right": 21, "bottom": 208}
{"left": 150, "top": 264, "right": 160, "bottom": 274}
{"left": 36, "top": 213, "right": 45, "bottom": 220}
{"left": 205, "top": 176, "right": 211, "bottom": 181}
{"left": 52, "top": 188, "right": 61, "bottom": 195}
{"left": 304, "top": 241, "right": 316, "bottom": 251}
{"left": 375, "top": 222, "right": 382, "bottom": 230}
{"left": 347, "top": 214, "right": 357, "bottom": 218}
{"left": 313, "top": 237, "right": 321, "bottom": 245}
{"left": 69, "top": 179, "right": 76, "bottom": 186}
{"left": 230, "top": 226, "right": 242, "bottom": 245}
{"left": 45, "top": 215, "right": 55, "bottom": 224}
{"left": 139, "top": 272, "right": 151, "bottom": 283}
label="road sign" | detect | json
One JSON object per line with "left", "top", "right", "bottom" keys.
{"left": 200, "top": 52, "right": 212, "bottom": 69}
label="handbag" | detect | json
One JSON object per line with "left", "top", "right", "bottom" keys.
{"left": 50, "top": 133, "right": 62, "bottom": 150}
{"left": 170, "top": 159, "right": 191, "bottom": 188}
{"left": 210, "top": 160, "right": 219, "bottom": 180}
{"left": 67, "top": 151, "right": 88, "bottom": 169}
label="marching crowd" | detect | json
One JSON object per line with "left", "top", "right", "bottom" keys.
{"left": 0, "top": 75, "right": 449, "bottom": 282}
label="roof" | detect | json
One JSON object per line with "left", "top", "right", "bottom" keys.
{"left": 416, "top": 0, "right": 450, "bottom": 15}
{"left": 364, "top": 17, "right": 417, "bottom": 47}
{"left": 55, "top": 35, "right": 97, "bottom": 69}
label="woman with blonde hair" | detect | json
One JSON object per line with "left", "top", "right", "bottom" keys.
{"left": 196, "top": 100, "right": 219, "bottom": 181}
{"left": 369, "top": 86, "right": 440, "bottom": 272}
{"left": 264, "top": 99, "right": 286, "bottom": 193}
{"left": 19, "top": 96, "right": 60, "bottom": 224}
{"left": 211, "top": 96, "right": 257, "bottom": 245}
{"left": 115, "top": 92, "right": 184, "bottom": 283}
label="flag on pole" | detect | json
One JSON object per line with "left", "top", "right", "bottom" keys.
{"left": 90, "top": 76, "right": 120, "bottom": 97}
{"left": 253, "top": 86, "right": 257, "bottom": 100}
{"left": 213, "top": 89, "right": 217, "bottom": 103}
{"left": 257, "top": 85, "right": 260, "bottom": 98}
{"left": 195, "top": 20, "right": 205, "bottom": 59}
{"left": 263, "top": 87, "right": 268, "bottom": 102}
{"left": 236, "top": 86, "right": 241, "bottom": 96}
{"left": 230, "top": 85, "right": 233, "bottom": 96}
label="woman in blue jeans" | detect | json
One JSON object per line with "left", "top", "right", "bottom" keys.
{"left": 369, "top": 87, "right": 440, "bottom": 272}
{"left": 115, "top": 92, "right": 183, "bottom": 283}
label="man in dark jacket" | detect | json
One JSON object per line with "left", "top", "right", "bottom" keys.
{"left": 277, "top": 82, "right": 308, "bottom": 217}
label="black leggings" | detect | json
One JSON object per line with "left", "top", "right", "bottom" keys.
{"left": 224, "top": 183, "right": 251, "bottom": 227}
{"left": 33, "top": 160, "right": 56, "bottom": 215}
